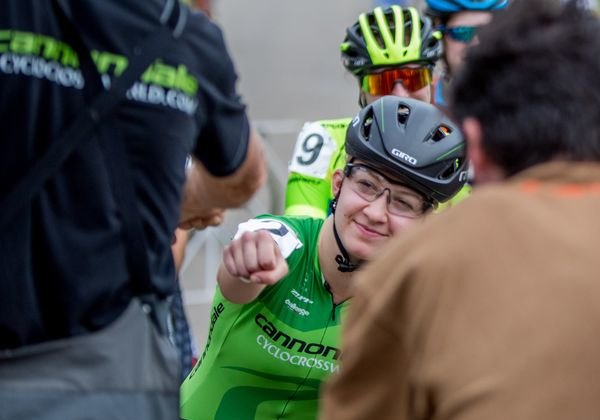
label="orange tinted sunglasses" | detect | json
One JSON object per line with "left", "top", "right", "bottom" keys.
{"left": 361, "top": 67, "right": 432, "bottom": 95}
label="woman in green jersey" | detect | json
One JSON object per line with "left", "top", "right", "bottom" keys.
{"left": 180, "top": 96, "right": 467, "bottom": 420}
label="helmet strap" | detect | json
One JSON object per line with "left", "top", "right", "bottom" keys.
{"left": 330, "top": 192, "right": 361, "bottom": 273}
{"left": 358, "top": 80, "right": 367, "bottom": 108}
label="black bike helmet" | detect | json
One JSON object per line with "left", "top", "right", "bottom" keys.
{"left": 345, "top": 96, "right": 467, "bottom": 204}
{"left": 341, "top": 6, "right": 443, "bottom": 77}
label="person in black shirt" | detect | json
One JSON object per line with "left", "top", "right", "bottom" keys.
{"left": 0, "top": 0, "right": 265, "bottom": 418}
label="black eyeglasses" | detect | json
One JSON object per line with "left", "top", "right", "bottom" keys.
{"left": 343, "top": 163, "right": 433, "bottom": 218}
{"left": 439, "top": 25, "right": 480, "bottom": 43}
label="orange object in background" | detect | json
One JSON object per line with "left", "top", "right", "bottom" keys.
{"left": 181, "top": 0, "right": 212, "bottom": 17}
{"left": 196, "top": 0, "right": 212, "bottom": 16}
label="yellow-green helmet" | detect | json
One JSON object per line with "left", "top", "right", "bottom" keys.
{"left": 341, "top": 6, "right": 443, "bottom": 76}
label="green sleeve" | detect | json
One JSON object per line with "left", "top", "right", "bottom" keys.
{"left": 284, "top": 172, "right": 332, "bottom": 219}
{"left": 284, "top": 118, "right": 351, "bottom": 219}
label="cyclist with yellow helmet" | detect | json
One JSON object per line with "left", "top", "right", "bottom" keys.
{"left": 284, "top": 6, "right": 443, "bottom": 220}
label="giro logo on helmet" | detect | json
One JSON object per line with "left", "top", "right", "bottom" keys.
{"left": 392, "top": 148, "right": 418, "bottom": 165}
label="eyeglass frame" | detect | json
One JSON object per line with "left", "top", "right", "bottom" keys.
{"left": 342, "top": 163, "right": 434, "bottom": 218}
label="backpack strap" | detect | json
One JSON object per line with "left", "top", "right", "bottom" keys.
{"left": 0, "top": 0, "right": 187, "bottom": 229}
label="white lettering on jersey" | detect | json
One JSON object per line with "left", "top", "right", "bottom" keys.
{"left": 291, "top": 289, "right": 314, "bottom": 304}
{"left": 256, "top": 335, "right": 340, "bottom": 373}
{"left": 284, "top": 299, "right": 310, "bottom": 317}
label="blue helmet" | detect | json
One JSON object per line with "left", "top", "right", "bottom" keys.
{"left": 425, "top": 0, "right": 508, "bottom": 16}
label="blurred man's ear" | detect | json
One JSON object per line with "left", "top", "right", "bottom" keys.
{"left": 463, "top": 117, "right": 505, "bottom": 184}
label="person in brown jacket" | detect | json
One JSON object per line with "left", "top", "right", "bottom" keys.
{"left": 320, "top": 1, "right": 600, "bottom": 419}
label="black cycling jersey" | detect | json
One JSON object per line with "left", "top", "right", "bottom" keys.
{"left": 0, "top": 0, "right": 249, "bottom": 348}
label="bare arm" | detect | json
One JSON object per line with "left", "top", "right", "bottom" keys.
{"left": 179, "top": 128, "right": 267, "bottom": 229}
{"left": 218, "top": 230, "right": 288, "bottom": 304}
{"left": 171, "top": 228, "right": 190, "bottom": 274}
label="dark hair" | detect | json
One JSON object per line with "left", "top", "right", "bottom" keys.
{"left": 450, "top": 0, "right": 600, "bottom": 176}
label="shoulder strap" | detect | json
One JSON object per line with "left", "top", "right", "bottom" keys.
{"left": 0, "top": 0, "right": 187, "bottom": 299}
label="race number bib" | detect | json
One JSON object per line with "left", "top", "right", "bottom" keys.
{"left": 288, "top": 122, "right": 337, "bottom": 179}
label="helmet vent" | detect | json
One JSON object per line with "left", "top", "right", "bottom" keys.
{"left": 438, "top": 158, "right": 464, "bottom": 180}
{"left": 371, "top": 26, "right": 385, "bottom": 49}
{"left": 344, "top": 46, "right": 359, "bottom": 59}
{"left": 385, "top": 11, "right": 396, "bottom": 30}
{"left": 367, "top": 14, "right": 387, "bottom": 50}
{"left": 361, "top": 108, "right": 375, "bottom": 141}
{"left": 397, "top": 104, "right": 410, "bottom": 125}
{"left": 403, "top": 18, "right": 414, "bottom": 44}
{"left": 431, "top": 125, "right": 452, "bottom": 142}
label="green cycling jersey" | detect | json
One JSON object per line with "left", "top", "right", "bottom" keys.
{"left": 179, "top": 215, "right": 348, "bottom": 420}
